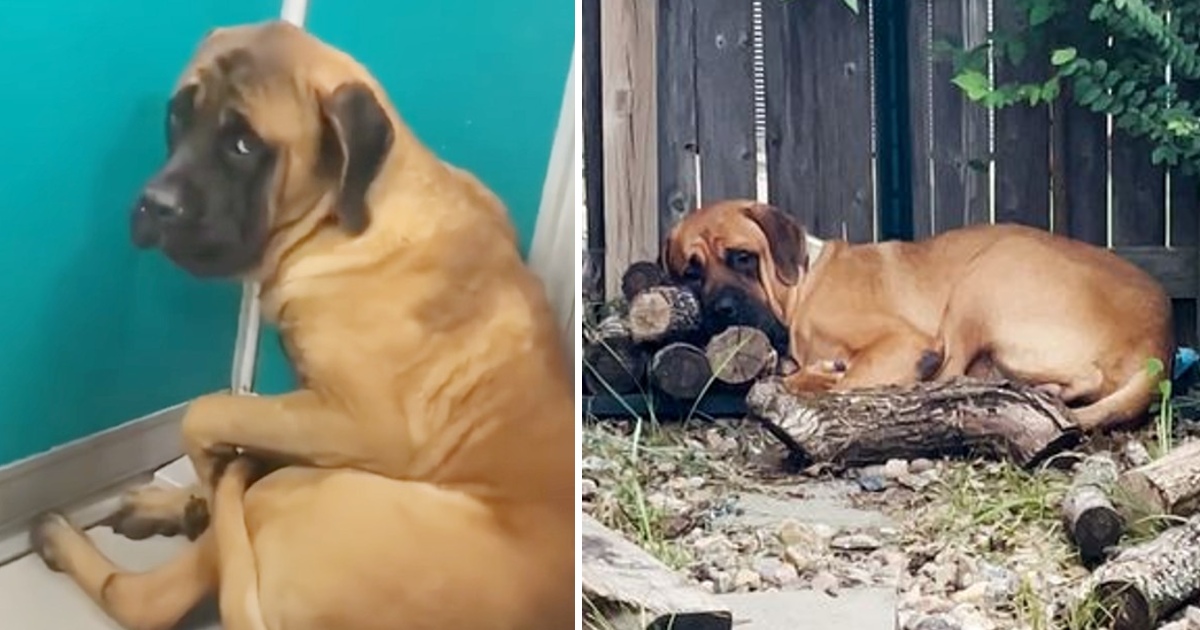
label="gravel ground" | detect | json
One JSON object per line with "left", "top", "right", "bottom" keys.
{"left": 582, "top": 417, "right": 1200, "bottom": 630}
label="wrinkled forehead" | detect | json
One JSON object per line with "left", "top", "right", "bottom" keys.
{"left": 672, "top": 208, "right": 767, "bottom": 264}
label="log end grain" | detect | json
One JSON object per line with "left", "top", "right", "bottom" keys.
{"left": 1094, "top": 580, "right": 1153, "bottom": 630}
{"left": 620, "top": 260, "right": 670, "bottom": 302}
{"left": 705, "top": 326, "right": 777, "bottom": 385}
{"left": 650, "top": 343, "right": 714, "bottom": 400}
{"left": 1071, "top": 504, "right": 1124, "bottom": 565}
{"left": 627, "top": 286, "right": 701, "bottom": 343}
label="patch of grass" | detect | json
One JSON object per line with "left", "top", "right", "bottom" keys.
{"left": 921, "top": 461, "right": 1070, "bottom": 547}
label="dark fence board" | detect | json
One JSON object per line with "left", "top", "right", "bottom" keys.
{"left": 906, "top": 0, "right": 933, "bottom": 239}
{"left": 1111, "top": 133, "right": 1167, "bottom": 247}
{"left": 928, "top": 0, "right": 990, "bottom": 234}
{"left": 992, "top": 2, "right": 1050, "bottom": 229}
{"left": 1059, "top": 105, "right": 1108, "bottom": 245}
{"left": 694, "top": 0, "right": 756, "bottom": 203}
{"left": 1115, "top": 247, "right": 1198, "bottom": 300}
{"left": 763, "top": 0, "right": 874, "bottom": 241}
{"left": 582, "top": 0, "right": 605, "bottom": 301}
{"left": 763, "top": 0, "right": 817, "bottom": 229}
{"left": 657, "top": 0, "right": 698, "bottom": 239}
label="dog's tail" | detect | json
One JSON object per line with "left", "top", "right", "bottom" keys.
{"left": 213, "top": 457, "right": 270, "bottom": 630}
{"left": 1071, "top": 363, "right": 1162, "bottom": 432}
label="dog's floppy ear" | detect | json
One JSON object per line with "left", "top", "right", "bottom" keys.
{"left": 743, "top": 203, "right": 806, "bottom": 286}
{"left": 319, "top": 83, "right": 395, "bottom": 235}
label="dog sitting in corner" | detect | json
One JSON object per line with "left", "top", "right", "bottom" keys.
{"left": 663, "top": 199, "right": 1173, "bottom": 432}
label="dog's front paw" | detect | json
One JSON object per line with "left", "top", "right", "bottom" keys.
{"left": 182, "top": 495, "right": 210, "bottom": 541}
{"left": 29, "top": 512, "right": 76, "bottom": 572}
{"left": 101, "top": 484, "right": 200, "bottom": 540}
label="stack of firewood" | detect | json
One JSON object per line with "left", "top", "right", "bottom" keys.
{"left": 582, "top": 260, "right": 779, "bottom": 402}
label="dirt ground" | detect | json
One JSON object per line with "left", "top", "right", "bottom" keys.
{"left": 582, "top": 414, "right": 1200, "bottom": 630}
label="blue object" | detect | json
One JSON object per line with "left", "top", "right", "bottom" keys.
{"left": 1175, "top": 347, "right": 1200, "bottom": 384}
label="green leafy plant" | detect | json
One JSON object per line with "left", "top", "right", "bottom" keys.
{"left": 1145, "top": 357, "right": 1175, "bottom": 456}
{"left": 947, "top": 0, "right": 1200, "bottom": 174}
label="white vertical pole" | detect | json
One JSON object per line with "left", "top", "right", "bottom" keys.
{"left": 228, "top": 0, "right": 311, "bottom": 396}
{"left": 528, "top": 47, "right": 578, "bottom": 362}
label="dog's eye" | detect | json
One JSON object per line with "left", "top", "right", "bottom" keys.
{"left": 726, "top": 249, "right": 758, "bottom": 275}
{"left": 682, "top": 260, "right": 703, "bottom": 282}
{"left": 233, "top": 137, "right": 253, "bottom": 156}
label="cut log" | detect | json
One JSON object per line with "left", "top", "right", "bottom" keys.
{"left": 627, "top": 286, "right": 702, "bottom": 344}
{"left": 650, "top": 343, "right": 714, "bottom": 401}
{"left": 705, "top": 326, "right": 777, "bottom": 385}
{"left": 1119, "top": 440, "right": 1200, "bottom": 517}
{"left": 1061, "top": 453, "right": 1124, "bottom": 565}
{"left": 582, "top": 514, "right": 732, "bottom": 630}
{"left": 745, "top": 377, "right": 1080, "bottom": 469}
{"left": 1092, "top": 515, "right": 1200, "bottom": 630}
{"left": 584, "top": 315, "right": 648, "bottom": 396}
{"left": 621, "top": 260, "right": 670, "bottom": 302}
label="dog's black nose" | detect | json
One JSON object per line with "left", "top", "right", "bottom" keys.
{"left": 137, "top": 187, "right": 184, "bottom": 222}
{"left": 713, "top": 296, "right": 738, "bottom": 319}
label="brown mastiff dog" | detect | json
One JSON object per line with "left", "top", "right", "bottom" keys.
{"left": 664, "top": 199, "right": 1173, "bottom": 431}
{"left": 30, "top": 21, "right": 574, "bottom": 630}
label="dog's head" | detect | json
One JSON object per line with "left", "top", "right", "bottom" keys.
{"left": 129, "top": 21, "right": 396, "bottom": 278}
{"left": 663, "top": 200, "right": 810, "bottom": 350}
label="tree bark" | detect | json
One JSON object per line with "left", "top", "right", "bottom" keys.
{"left": 621, "top": 260, "right": 670, "bottom": 302}
{"left": 582, "top": 514, "right": 732, "bottom": 630}
{"left": 584, "top": 315, "right": 648, "bottom": 395}
{"left": 1093, "top": 515, "right": 1200, "bottom": 630}
{"left": 745, "top": 377, "right": 1080, "bottom": 468}
{"left": 1061, "top": 453, "right": 1124, "bottom": 565}
{"left": 1119, "top": 440, "right": 1200, "bottom": 517}
{"left": 627, "top": 286, "right": 702, "bottom": 344}
{"left": 705, "top": 326, "right": 777, "bottom": 385}
{"left": 649, "top": 343, "right": 713, "bottom": 401}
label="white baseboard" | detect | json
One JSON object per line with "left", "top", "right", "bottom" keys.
{"left": 0, "top": 403, "right": 191, "bottom": 564}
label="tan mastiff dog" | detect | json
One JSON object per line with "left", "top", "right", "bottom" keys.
{"left": 664, "top": 199, "right": 1173, "bottom": 431}
{"left": 30, "top": 21, "right": 574, "bottom": 630}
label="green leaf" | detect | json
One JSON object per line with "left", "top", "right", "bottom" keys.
{"left": 1159, "top": 378, "right": 1173, "bottom": 398}
{"left": 842, "top": 0, "right": 860, "bottom": 14}
{"left": 1030, "top": 2, "right": 1056, "bottom": 26}
{"left": 1147, "top": 357, "right": 1166, "bottom": 378}
{"left": 1051, "top": 47, "right": 1078, "bottom": 66}
{"left": 1078, "top": 83, "right": 1103, "bottom": 106}
{"left": 952, "top": 70, "right": 992, "bottom": 101}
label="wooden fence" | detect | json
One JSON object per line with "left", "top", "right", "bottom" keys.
{"left": 583, "top": 0, "right": 1200, "bottom": 345}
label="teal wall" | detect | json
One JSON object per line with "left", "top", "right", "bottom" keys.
{"left": 0, "top": 0, "right": 281, "bottom": 465}
{"left": 255, "top": 0, "right": 575, "bottom": 394}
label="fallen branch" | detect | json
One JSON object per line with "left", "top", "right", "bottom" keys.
{"left": 627, "top": 286, "right": 701, "bottom": 344}
{"left": 1093, "top": 515, "right": 1200, "bottom": 630}
{"left": 649, "top": 343, "right": 713, "bottom": 401}
{"left": 705, "top": 326, "right": 777, "bottom": 386}
{"left": 1061, "top": 453, "right": 1124, "bottom": 565}
{"left": 584, "top": 315, "right": 648, "bottom": 396}
{"left": 745, "top": 377, "right": 1080, "bottom": 468}
{"left": 582, "top": 514, "right": 731, "bottom": 630}
{"left": 1120, "top": 440, "right": 1200, "bottom": 517}
{"left": 621, "top": 260, "right": 670, "bottom": 302}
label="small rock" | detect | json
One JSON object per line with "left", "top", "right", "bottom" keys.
{"left": 783, "top": 545, "right": 812, "bottom": 571}
{"left": 831, "top": 533, "right": 882, "bottom": 551}
{"left": 977, "top": 562, "right": 1019, "bottom": 602}
{"left": 948, "top": 604, "right": 993, "bottom": 630}
{"left": 712, "top": 570, "right": 734, "bottom": 593}
{"left": 1125, "top": 439, "right": 1152, "bottom": 467}
{"left": 580, "top": 477, "right": 598, "bottom": 499}
{"left": 810, "top": 570, "right": 839, "bottom": 594}
{"left": 884, "top": 458, "right": 910, "bottom": 479}
{"left": 1185, "top": 606, "right": 1200, "bottom": 623}
{"left": 857, "top": 465, "right": 889, "bottom": 492}
{"left": 581, "top": 456, "right": 612, "bottom": 473}
{"left": 753, "top": 556, "right": 784, "bottom": 577}
{"left": 910, "top": 614, "right": 960, "bottom": 630}
{"left": 778, "top": 519, "right": 826, "bottom": 548}
{"left": 770, "top": 562, "right": 801, "bottom": 587}
{"left": 698, "top": 580, "right": 715, "bottom": 593}
{"left": 733, "top": 568, "right": 762, "bottom": 591}
{"left": 910, "top": 458, "right": 936, "bottom": 474}
{"left": 898, "top": 472, "right": 935, "bottom": 491}
{"left": 950, "top": 582, "right": 988, "bottom": 605}
{"left": 693, "top": 534, "right": 737, "bottom": 555}
{"left": 811, "top": 523, "right": 837, "bottom": 539}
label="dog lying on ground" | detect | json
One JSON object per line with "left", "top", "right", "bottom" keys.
{"left": 31, "top": 21, "right": 574, "bottom": 630}
{"left": 663, "top": 199, "right": 1173, "bottom": 431}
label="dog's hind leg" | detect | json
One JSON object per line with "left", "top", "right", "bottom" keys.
{"left": 212, "top": 457, "right": 269, "bottom": 630}
{"left": 30, "top": 514, "right": 216, "bottom": 630}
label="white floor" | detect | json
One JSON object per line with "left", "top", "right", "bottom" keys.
{"left": 0, "top": 468, "right": 220, "bottom": 629}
